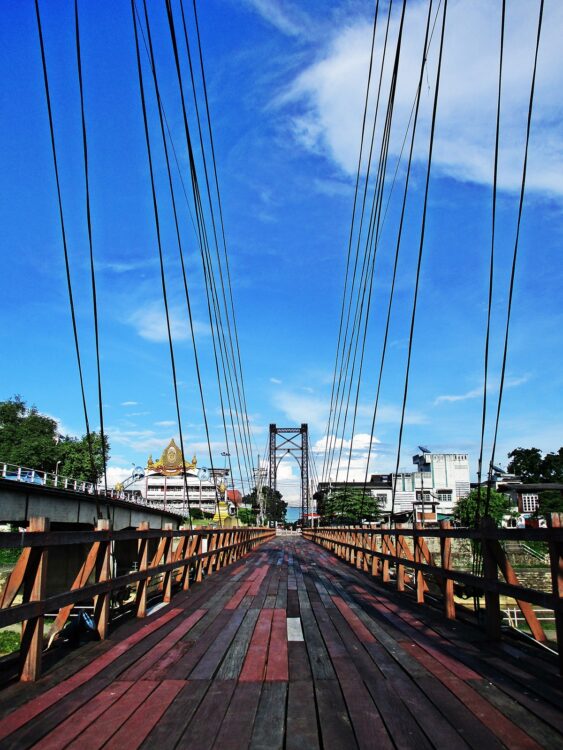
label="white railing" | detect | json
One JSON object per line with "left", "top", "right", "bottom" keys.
{"left": 1, "top": 462, "right": 96, "bottom": 493}
{"left": 503, "top": 606, "right": 555, "bottom": 628}
{"left": 0, "top": 461, "right": 184, "bottom": 516}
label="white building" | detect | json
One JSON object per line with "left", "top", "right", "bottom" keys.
{"left": 123, "top": 439, "right": 236, "bottom": 516}
{"left": 318, "top": 451, "right": 471, "bottom": 522}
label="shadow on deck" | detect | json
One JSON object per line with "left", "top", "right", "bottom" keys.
{"left": 0, "top": 537, "right": 561, "bottom": 749}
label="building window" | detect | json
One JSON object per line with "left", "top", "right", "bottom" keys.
{"left": 521, "top": 493, "right": 539, "bottom": 513}
{"left": 437, "top": 490, "right": 452, "bottom": 504}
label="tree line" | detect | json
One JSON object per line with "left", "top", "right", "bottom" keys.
{"left": 0, "top": 396, "right": 108, "bottom": 484}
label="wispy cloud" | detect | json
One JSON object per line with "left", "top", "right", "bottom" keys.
{"left": 434, "top": 374, "right": 530, "bottom": 405}
{"left": 279, "top": 1, "right": 563, "bottom": 197}
{"left": 241, "top": 0, "right": 312, "bottom": 39}
{"left": 155, "top": 420, "right": 176, "bottom": 427}
{"left": 270, "top": 377, "right": 283, "bottom": 384}
{"left": 129, "top": 304, "right": 210, "bottom": 343}
{"left": 121, "top": 401, "right": 138, "bottom": 407}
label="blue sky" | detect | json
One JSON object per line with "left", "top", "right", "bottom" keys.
{"left": 1, "top": 0, "right": 562, "bottom": 511}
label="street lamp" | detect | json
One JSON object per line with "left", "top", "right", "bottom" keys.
{"left": 55, "top": 460, "right": 62, "bottom": 487}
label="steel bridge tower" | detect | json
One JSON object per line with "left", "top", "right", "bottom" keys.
{"left": 268, "top": 424, "right": 309, "bottom": 525}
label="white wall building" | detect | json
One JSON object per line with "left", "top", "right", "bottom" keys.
{"left": 318, "top": 451, "right": 471, "bottom": 522}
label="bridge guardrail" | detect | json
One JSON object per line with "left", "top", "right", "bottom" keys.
{"left": 1, "top": 462, "right": 184, "bottom": 516}
{"left": 0, "top": 519, "right": 275, "bottom": 681}
{"left": 303, "top": 514, "right": 563, "bottom": 674}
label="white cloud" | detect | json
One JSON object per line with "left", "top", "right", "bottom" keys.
{"left": 270, "top": 377, "right": 283, "bottom": 384}
{"left": 280, "top": 1, "right": 563, "bottom": 196}
{"left": 242, "top": 0, "right": 312, "bottom": 39}
{"left": 129, "top": 304, "right": 210, "bottom": 343}
{"left": 104, "top": 465, "right": 133, "bottom": 488}
{"left": 272, "top": 390, "right": 328, "bottom": 431}
{"left": 155, "top": 420, "right": 176, "bottom": 427}
{"left": 121, "top": 401, "right": 138, "bottom": 407}
{"left": 434, "top": 374, "right": 530, "bottom": 405}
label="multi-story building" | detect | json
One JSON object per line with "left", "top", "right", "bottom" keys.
{"left": 317, "top": 451, "right": 471, "bottom": 522}
{"left": 124, "top": 438, "right": 237, "bottom": 516}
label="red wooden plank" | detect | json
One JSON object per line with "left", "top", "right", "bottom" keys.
{"left": 143, "top": 640, "right": 193, "bottom": 681}
{"left": 104, "top": 680, "right": 185, "bottom": 750}
{"left": 0, "top": 607, "right": 181, "bottom": 742}
{"left": 404, "top": 640, "right": 542, "bottom": 750}
{"left": 31, "top": 681, "right": 132, "bottom": 750}
{"left": 66, "top": 681, "right": 158, "bottom": 750}
{"left": 225, "top": 581, "right": 253, "bottom": 610}
{"left": 120, "top": 609, "right": 206, "bottom": 681}
{"left": 239, "top": 608, "right": 274, "bottom": 682}
{"left": 248, "top": 566, "right": 270, "bottom": 596}
{"left": 265, "top": 609, "right": 288, "bottom": 681}
{"left": 331, "top": 596, "right": 376, "bottom": 644}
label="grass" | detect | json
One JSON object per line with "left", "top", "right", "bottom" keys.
{"left": 0, "top": 631, "right": 20, "bottom": 655}
{"left": 0, "top": 548, "right": 20, "bottom": 566}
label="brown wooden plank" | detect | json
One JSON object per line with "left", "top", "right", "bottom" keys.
{"left": 32, "top": 681, "right": 132, "bottom": 750}
{"left": 139, "top": 680, "right": 210, "bottom": 748}
{"left": 286, "top": 680, "right": 320, "bottom": 750}
{"left": 212, "top": 681, "right": 262, "bottom": 750}
{"left": 103, "top": 680, "right": 185, "bottom": 749}
{"left": 249, "top": 681, "right": 287, "bottom": 750}
{"left": 178, "top": 679, "right": 237, "bottom": 749}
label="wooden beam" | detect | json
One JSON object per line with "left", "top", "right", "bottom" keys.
{"left": 20, "top": 517, "right": 49, "bottom": 682}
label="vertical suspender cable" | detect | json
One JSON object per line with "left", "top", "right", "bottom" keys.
{"left": 34, "top": 0, "right": 100, "bottom": 514}
{"left": 131, "top": 0, "right": 194, "bottom": 528}
{"left": 390, "top": 0, "right": 448, "bottom": 521}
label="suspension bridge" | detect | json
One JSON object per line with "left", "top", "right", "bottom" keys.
{"left": 1, "top": 0, "right": 562, "bottom": 747}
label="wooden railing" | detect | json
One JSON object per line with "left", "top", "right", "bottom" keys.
{"left": 0, "top": 518, "right": 275, "bottom": 681}
{"left": 303, "top": 514, "right": 563, "bottom": 673}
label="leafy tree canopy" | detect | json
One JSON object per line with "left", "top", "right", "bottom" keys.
{"left": 320, "top": 488, "right": 381, "bottom": 525}
{"left": 237, "top": 508, "right": 257, "bottom": 526}
{"left": 242, "top": 485, "right": 287, "bottom": 523}
{"left": 0, "top": 396, "right": 109, "bottom": 483}
{"left": 507, "top": 447, "right": 563, "bottom": 483}
{"left": 537, "top": 490, "right": 563, "bottom": 515}
{"left": 454, "top": 488, "right": 510, "bottom": 527}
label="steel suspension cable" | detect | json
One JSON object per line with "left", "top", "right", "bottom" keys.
{"left": 475, "top": 0, "right": 506, "bottom": 525}
{"left": 321, "top": 0, "right": 382, "bottom": 483}
{"left": 484, "top": 0, "right": 544, "bottom": 518}
{"left": 360, "top": 0, "right": 437, "bottom": 520}
{"left": 34, "top": 0, "right": 99, "bottom": 509}
{"left": 390, "top": 0, "right": 448, "bottom": 521}
{"left": 74, "top": 0, "right": 108, "bottom": 496}
{"left": 131, "top": 0, "right": 194, "bottom": 528}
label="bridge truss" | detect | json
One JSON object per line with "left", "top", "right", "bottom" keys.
{"left": 268, "top": 424, "right": 309, "bottom": 525}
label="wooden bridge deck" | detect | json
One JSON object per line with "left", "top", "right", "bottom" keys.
{"left": 0, "top": 536, "right": 561, "bottom": 749}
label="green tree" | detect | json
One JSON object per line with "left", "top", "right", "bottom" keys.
{"left": 58, "top": 432, "right": 109, "bottom": 484}
{"left": 454, "top": 488, "right": 510, "bottom": 527}
{"left": 237, "top": 508, "right": 257, "bottom": 526}
{"left": 242, "top": 485, "right": 287, "bottom": 523}
{"left": 507, "top": 446, "right": 563, "bottom": 483}
{"left": 537, "top": 490, "right": 563, "bottom": 516}
{"left": 0, "top": 396, "right": 109, "bottom": 483}
{"left": 0, "top": 396, "right": 59, "bottom": 470}
{"left": 321, "top": 488, "right": 381, "bottom": 525}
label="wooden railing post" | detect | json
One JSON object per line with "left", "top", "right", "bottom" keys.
{"left": 371, "top": 532, "right": 379, "bottom": 577}
{"left": 162, "top": 524, "right": 173, "bottom": 604}
{"left": 439, "top": 520, "right": 455, "bottom": 620}
{"left": 546, "top": 512, "right": 563, "bottom": 674}
{"left": 396, "top": 524, "right": 405, "bottom": 592}
{"left": 135, "top": 521, "right": 149, "bottom": 618}
{"left": 381, "top": 525, "right": 390, "bottom": 583}
{"left": 414, "top": 523, "right": 425, "bottom": 605}
{"left": 20, "top": 516, "right": 49, "bottom": 682}
{"left": 481, "top": 518, "right": 501, "bottom": 639}
{"left": 94, "top": 519, "right": 111, "bottom": 639}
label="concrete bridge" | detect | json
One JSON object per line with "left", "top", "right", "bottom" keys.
{"left": 0, "top": 477, "right": 182, "bottom": 531}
